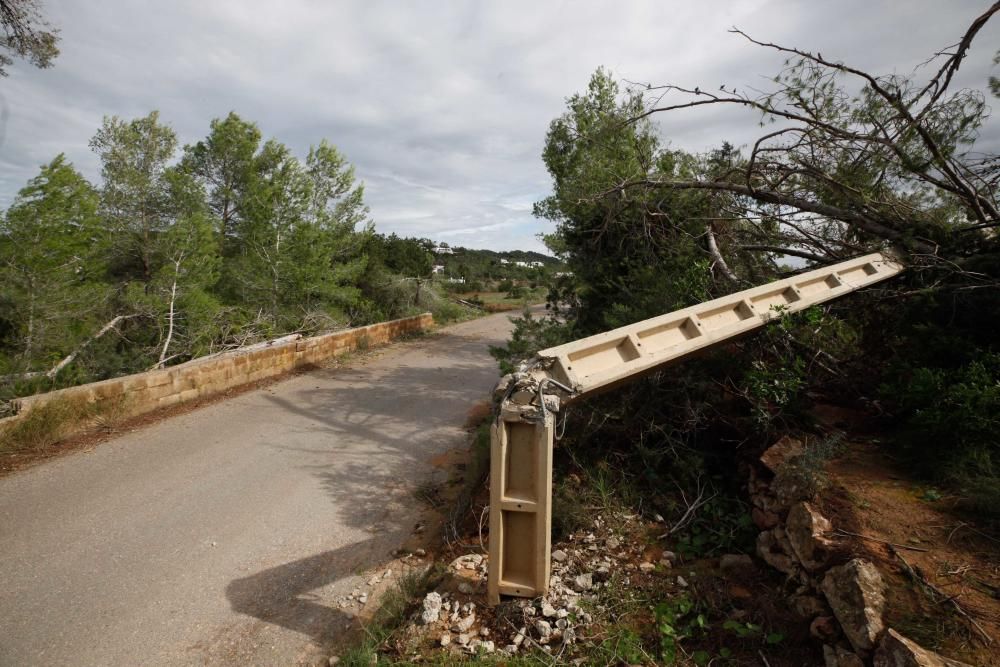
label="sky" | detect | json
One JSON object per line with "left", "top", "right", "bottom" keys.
{"left": 1, "top": 1, "right": 998, "bottom": 254}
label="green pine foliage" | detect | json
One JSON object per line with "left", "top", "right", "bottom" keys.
{"left": 0, "top": 111, "right": 462, "bottom": 407}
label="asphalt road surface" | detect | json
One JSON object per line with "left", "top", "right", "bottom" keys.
{"left": 0, "top": 310, "right": 529, "bottom": 666}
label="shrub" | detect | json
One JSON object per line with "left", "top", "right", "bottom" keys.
{"left": 884, "top": 352, "right": 1000, "bottom": 513}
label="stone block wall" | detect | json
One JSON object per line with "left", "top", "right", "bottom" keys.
{"left": 1, "top": 313, "right": 433, "bottom": 433}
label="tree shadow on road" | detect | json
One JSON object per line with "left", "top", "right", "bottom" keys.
{"left": 224, "top": 533, "right": 402, "bottom": 658}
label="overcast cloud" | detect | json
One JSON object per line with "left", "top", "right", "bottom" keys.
{"left": 2, "top": 1, "right": 998, "bottom": 253}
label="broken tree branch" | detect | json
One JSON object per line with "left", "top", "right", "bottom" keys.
{"left": 891, "top": 546, "right": 993, "bottom": 644}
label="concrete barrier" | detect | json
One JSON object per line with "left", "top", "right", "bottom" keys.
{"left": 1, "top": 312, "right": 434, "bottom": 433}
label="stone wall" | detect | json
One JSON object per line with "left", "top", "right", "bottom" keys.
{"left": 1, "top": 313, "right": 433, "bottom": 433}
{"left": 750, "top": 436, "right": 972, "bottom": 667}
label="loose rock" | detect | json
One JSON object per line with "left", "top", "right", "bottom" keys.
{"left": 719, "top": 553, "right": 754, "bottom": 574}
{"left": 820, "top": 559, "right": 887, "bottom": 654}
{"left": 873, "top": 628, "right": 973, "bottom": 667}
{"left": 824, "top": 644, "right": 865, "bottom": 667}
{"left": 760, "top": 435, "right": 805, "bottom": 473}
{"left": 787, "top": 501, "right": 836, "bottom": 571}
{"left": 573, "top": 573, "right": 594, "bottom": 591}
{"left": 421, "top": 592, "right": 443, "bottom": 625}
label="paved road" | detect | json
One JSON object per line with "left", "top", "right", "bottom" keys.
{"left": 0, "top": 311, "right": 525, "bottom": 666}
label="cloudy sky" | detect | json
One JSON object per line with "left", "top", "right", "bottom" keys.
{"left": 2, "top": 1, "right": 998, "bottom": 253}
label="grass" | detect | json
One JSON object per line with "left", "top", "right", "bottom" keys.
{"left": 445, "top": 421, "right": 493, "bottom": 545}
{"left": 0, "top": 394, "right": 116, "bottom": 454}
{"left": 338, "top": 566, "right": 446, "bottom": 666}
{"left": 455, "top": 289, "right": 547, "bottom": 313}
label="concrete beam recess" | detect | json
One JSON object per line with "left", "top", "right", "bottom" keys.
{"left": 487, "top": 251, "right": 903, "bottom": 605}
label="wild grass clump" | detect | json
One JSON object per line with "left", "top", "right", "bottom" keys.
{"left": 0, "top": 395, "right": 91, "bottom": 453}
{"left": 337, "top": 566, "right": 445, "bottom": 666}
{"left": 0, "top": 394, "right": 132, "bottom": 455}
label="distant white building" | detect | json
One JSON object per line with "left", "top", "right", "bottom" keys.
{"left": 529, "top": 261, "right": 544, "bottom": 268}
{"left": 446, "top": 277, "right": 466, "bottom": 284}
{"left": 514, "top": 261, "right": 528, "bottom": 268}
{"left": 499, "top": 259, "right": 510, "bottom": 265}
{"left": 433, "top": 246, "right": 454, "bottom": 255}
{"left": 432, "top": 264, "right": 445, "bottom": 274}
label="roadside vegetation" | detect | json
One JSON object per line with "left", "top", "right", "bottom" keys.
{"left": 0, "top": 112, "right": 562, "bottom": 417}
{"left": 481, "top": 6, "right": 1000, "bottom": 665}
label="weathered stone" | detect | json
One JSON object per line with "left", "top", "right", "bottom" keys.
{"left": 552, "top": 549, "right": 568, "bottom": 563}
{"left": 757, "top": 530, "right": 798, "bottom": 575}
{"left": 719, "top": 553, "right": 754, "bottom": 574}
{"left": 572, "top": 573, "right": 593, "bottom": 591}
{"left": 421, "top": 592, "right": 442, "bottom": 625}
{"left": 821, "top": 559, "right": 887, "bottom": 654}
{"left": 638, "top": 562, "right": 655, "bottom": 573}
{"left": 752, "top": 506, "right": 781, "bottom": 530}
{"left": 873, "top": 629, "right": 973, "bottom": 667}
{"left": 824, "top": 644, "right": 865, "bottom": 667}
{"left": 493, "top": 374, "right": 515, "bottom": 401}
{"left": 439, "top": 633, "right": 451, "bottom": 647}
{"left": 541, "top": 603, "right": 557, "bottom": 618}
{"left": 791, "top": 594, "right": 829, "bottom": 619}
{"left": 454, "top": 613, "right": 476, "bottom": 632}
{"left": 606, "top": 536, "right": 620, "bottom": 549}
{"left": 811, "top": 615, "right": 841, "bottom": 641}
{"left": 510, "top": 390, "right": 535, "bottom": 405}
{"left": 787, "top": 501, "right": 835, "bottom": 571}
{"left": 534, "top": 619, "right": 553, "bottom": 638}
{"left": 450, "top": 553, "right": 484, "bottom": 571}
{"left": 760, "top": 435, "right": 804, "bottom": 473}
{"left": 772, "top": 466, "right": 819, "bottom": 508}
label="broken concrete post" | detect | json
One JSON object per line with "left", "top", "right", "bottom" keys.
{"left": 487, "top": 394, "right": 555, "bottom": 605}
{"left": 486, "top": 252, "right": 903, "bottom": 605}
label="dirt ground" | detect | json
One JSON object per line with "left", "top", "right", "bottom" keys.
{"left": 822, "top": 440, "right": 1000, "bottom": 666}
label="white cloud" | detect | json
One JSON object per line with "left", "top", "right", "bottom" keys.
{"left": 1, "top": 0, "right": 997, "bottom": 253}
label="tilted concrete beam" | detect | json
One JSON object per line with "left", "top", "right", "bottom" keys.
{"left": 488, "top": 252, "right": 903, "bottom": 605}
{"left": 536, "top": 252, "right": 903, "bottom": 398}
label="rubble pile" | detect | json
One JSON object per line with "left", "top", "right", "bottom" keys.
{"left": 403, "top": 512, "right": 682, "bottom": 658}
{"left": 749, "top": 437, "right": 972, "bottom": 667}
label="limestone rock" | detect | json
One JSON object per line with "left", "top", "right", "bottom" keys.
{"left": 421, "top": 592, "right": 443, "bottom": 625}
{"left": 873, "top": 629, "right": 973, "bottom": 667}
{"left": 552, "top": 549, "right": 568, "bottom": 563}
{"left": 757, "top": 529, "right": 798, "bottom": 575}
{"left": 791, "top": 594, "right": 829, "bottom": 619}
{"left": 752, "top": 507, "right": 780, "bottom": 530}
{"left": 821, "top": 559, "right": 887, "bottom": 654}
{"left": 760, "top": 435, "right": 804, "bottom": 473}
{"left": 810, "top": 615, "right": 840, "bottom": 641}
{"left": 824, "top": 644, "right": 865, "bottom": 667}
{"left": 454, "top": 612, "right": 476, "bottom": 632}
{"left": 787, "top": 501, "right": 835, "bottom": 571}
{"left": 534, "top": 619, "right": 552, "bottom": 638}
{"left": 572, "top": 573, "right": 593, "bottom": 591}
{"left": 719, "top": 553, "right": 754, "bottom": 574}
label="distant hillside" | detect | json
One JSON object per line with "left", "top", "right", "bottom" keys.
{"left": 429, "top": 244, "right": 564, "bottom": 282}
